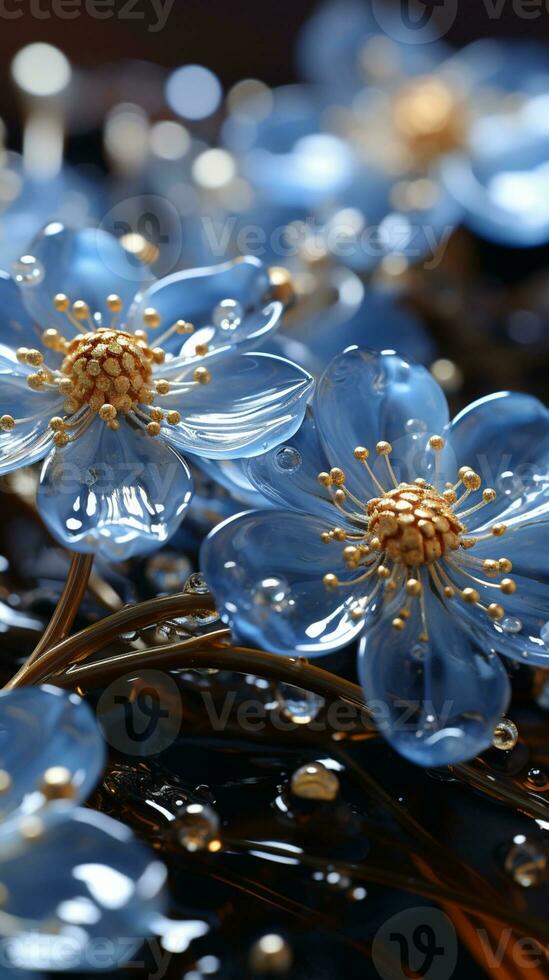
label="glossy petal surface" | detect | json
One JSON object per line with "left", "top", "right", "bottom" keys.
{"left": 0, "top": 345, "right": 60, "bottom": 474}
{"left": 0, "top": 271, "right": 42, "bottom": 348}
{"left": 0, "top": 686, "right": 105, "bottom": 823}
{"left": 201, "top": 509, "right": 367, "bottom": 655}
{"left": 129, "top": 257, "right": 280, "bottom": 357}
{"left": 20, "top": 224, "right": 151, "bottom": 333}
{"left": 37, "top": 418, "right": 193, "bottom": 560}
{"left": 0, "top": 808, "right": 167, "bottom": 972}
{"left": 358, "top": 585, "right": 511, "bottom": 767}
{"left": 314, "top": 347, "right": 449, "bottom": 497}
{"left": 160, "top": 352, "right": 313, "bottom": 459}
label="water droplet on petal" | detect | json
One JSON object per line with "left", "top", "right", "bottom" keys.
{"left": 253, "top": 576, "right": 291, "bottom": 613}
{"left": 12, "top": 254, "right": 44, "bottom": 286}
{"left": 501, "top": 616, "right": 522, "bottom": 634}
{"left": 275, "top": 446, "right": 302, "bottom": 473}
{"left": 212, "top": 297, "right": 243, "bottom": 331}
{"left": 276, "top": 683, "right": 324, "bottom": 725}
{"left": 504, "top": 839, "right": 548, "bottom": 887}
{"left": 405, "top": 418, "right": 428, "bottom": 435}
{"left": 526, "top": 767, "right": 549, "bottom": 791}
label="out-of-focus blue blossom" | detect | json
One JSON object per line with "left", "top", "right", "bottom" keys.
{"left": 201, "top": 346, "right": 549, "bottom": 767}
{"left": 0, "top": 224, "right": 312, "bottom": 560}
{"left": 0, "top": 685, "right": 166, "bottom": 973}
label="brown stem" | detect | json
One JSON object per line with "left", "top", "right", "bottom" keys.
{"left": 4, "top": 592, "right": 219, "bottom": 689}
{"left": 26, "top": 553, "right": 93, "bottom": 667}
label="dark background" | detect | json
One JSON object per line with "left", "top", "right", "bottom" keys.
{"left": 2, "top": 0, "right": 549, "bottom": 130}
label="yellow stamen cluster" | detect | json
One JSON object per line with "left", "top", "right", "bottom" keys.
{"left": 367, "top": 483, "right": 464, "bottom": 567}
{"left": 60, "top": 329, "right": 156, "bottom": 417}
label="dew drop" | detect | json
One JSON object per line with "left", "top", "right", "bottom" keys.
{"left": 276, "top": 683, "right": 324, "bottom": 725}
{"left": 212, "top": 297, "right": 243, "bottom": 331}
{"left": 526, "top": 767, "right": 549, "bottom": 791}
{"left": 290, "top": 761, "right": 340, "bottom": 802}
{"left": 12, "top": 254, "right": 44, "bottom": 286}
{"left": 504, "top": 838, "right": 548, "bottom": 887}
{"left": 501, "top": 616, "right": 523, "bottom": 634}
{"left": 175, "top": 802, "right": 220, "bottom": 852}
{"left": 405, "top": 418, "right": 428, "bottom": 435}
{"left": 492, "top": 717, "right": 518, "bottom": 751}
{"left": 274, "top": 446, "right": 302, "bottom": 473}
{"left": 253, "top": 576, "right": 291, "bottom": 613}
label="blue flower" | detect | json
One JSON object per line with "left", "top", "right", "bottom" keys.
{"left": 0, "top": 684, "right": 166, "bottom": 973}
{"left": 201, "top": 347, "right": 549, "bottom": 767}
{"left": 0, "top": 224, "right": 313, "bottom": 560}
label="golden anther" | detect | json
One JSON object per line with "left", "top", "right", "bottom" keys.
{"left": 146, "top": 421, "right": 161, "bottom": 437}
{"left": 53, "top": 293, "right": 70, "bottom": 312}
{"left": 176, "top": 320, "right": 194, "bottom": 334}
{"left": 72, "top": 300, "right": 90, "bottom": 321}
{"left": 42, "top": 328, "right": 63, "bottom": 350}
{"left": 443, "top": 489, "right": 456, "bottom": 504}
{"left": 195, "top": 343, "right": 209, "bottom": 357}
{"left": 25, "top": 348, "right": 44, "bottom": 367}
{"left": 333, "top": 489, "right": 346, "bottom": 505}
{"left": 329, "top": 467, "right": 345, "bottom": 485}
{"left": 320, "top": 532, "right": 332, "bottom": 544}
{"left": 155, "top": 379, "right": 170, "bottom": 395}
{"left": 48, "top": 417, "right": 65, "bottom": 432}
{"left": 415, "top": 477, "right": 427, "bottom": 486}
{"left": 462, "top": 587, "right": 480, "bottom": 604}
{"left": 143, "top": 307, "right": 161, "bottom": 328}
{"left": 58, "top": 378, "right": 73, "bottom": 395}
{"left": 483, "top": 488, "right": 497, "bottom": 503}
{"left": 354, "top": 446, "right": 369, "bottom": 460}
{"left": 152, "top": 348, "right": 166, "bottom": 364}
{"left": 150, "top": 407, "right": 164, "bottom": 422}
{"left": 166, "top": 410, "right": 181, "bottom": 425}
{"left": 488, "top": 603, "right": 504, "bottom": 620}
{"left": 40, "top": 766, "right": 75, "bottom": 800}
{"left": 443, "top": 586, "right": 455, "bottom": 598}
{"left": 343, "top": 546, "right": 358, "bottom": 561}
{"left": 134, "top": 329, "right": 148, "bottom": 341}
{"left": 482, "top": 559, "right": 500, "bottom": 577}
{"left": 492, "top": 523, "right": 507, "bottom": 537}
{"left": 370, "top": 536, "right": 381, "bottom": 551}
{"left": 332, "top": 527, "right": 347, "bottom": 541}
{"left": 462, "top": 470, "right": 481, "bottom": 490}
{"left": 376, "top": 441, "right": 392, "bottom": 455}
{"left": 99, "top": 404, "right": 117, "bottom": 422}
{"left": 350, "top": 607, "right": 364, "bottom": 622}
{"left": 193, "top": 367, "right": 211, "bottom": 384}
{"left": 108, "top": 419, "right": 120, "bottom": 431}
{"left": 53, "top": 431, "right": 70, "bottom": 447}
{"left": 323, "top": 573, "right": 339, "bottom": 590}
{"left": 106, "top": 294, "right": 123, "bottom": 313}
{"left": 499, "top": 558, "right": 513, "bottom": 573}
{"left": 418, "top": 631, "right": 429, "bottom": 642}
{"left": 27, "top": 374, "right": 44, "bottom": 391}
{"left": 16, "top": 347, "right": 29, "bottom": 363}
{"left": 406, "top": 578, "right": 422, "bottom": 596}
{"left": 377, "top": 565, "right": 391, "bottom": 579}
{"left": 392, "top": 617, "right": 405, "bottom": 630}
{"left": 500, "top": 578, "right": 517, "bottom": 595}
{"left": 458, "top": 465, "right": 472, "bottom": 479}
{"left": 318, "top": 471, "right": 331, "bottom": 487}
{"left": 428, "top": 435, "right": 445, "bottom": 450}
{"left": 0, "top": 415, "right": 15, "bottom": 432}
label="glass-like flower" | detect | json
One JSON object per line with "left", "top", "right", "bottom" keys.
{"left": 201, "top": 347, "right": 549, "bottom": 766}
{"left": 0, "top": 224, "right": 313, "bottom": 559}
{"left": 0, "top": 685, "right": 166, "bottom": 973}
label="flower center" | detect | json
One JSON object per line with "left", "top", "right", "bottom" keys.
{"left": 61, "top": 329, "right": 156, "bottom": 415}
{"left": 367, "top": 483, "right": 464, "bottom": 567}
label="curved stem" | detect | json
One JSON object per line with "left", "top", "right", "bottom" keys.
{"left": 26, "top": 553, "right": 93, "bottom": 667}
{"left": 4, "top": 592, "right": 219, "bottom": 689}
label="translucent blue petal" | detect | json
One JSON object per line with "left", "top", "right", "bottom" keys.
{"left": 160, "top": 352, "right": 313, "bottom": 460}
{"left": 0, "top": 808, "right": 167, "bottom": 973}
{"left": 0, "top": 271, "right": 42, "bottom": 348}
{"left": 358, "top": 583, "right": 511, "bottom": 766}
{"left": 446, "top": 391, "right": 549, "bottom": 527}
{"left": 314, "top": 348, "right": 449, "bottom": 497}
{"left": 441, "top": 514, "right": 549, "bottom": 667}
{"left": 37, "top": 418, "right": 193, "bottom": 560}
{"left": 129, "top": 257, "right": 281, "bottom": 358}
{"left": 20, "top": 224, "right": 151, "bottom": 333}
{"left": 245, "top": 409, "right": 336, "bottom": 520}
{"left": 201, "top": 509, "right": 367, "bottom": 655}
{"left": 287, "top": 277, "right": 435, "bottom": 373}
{"left": 191, "top": 456, "right": 269, "bottom": 509}
{"left": 0, "top": 346, "right": 62, "bottom": 475}
{"left": 0, "top": 686, "right": 105, "bottom": 824}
